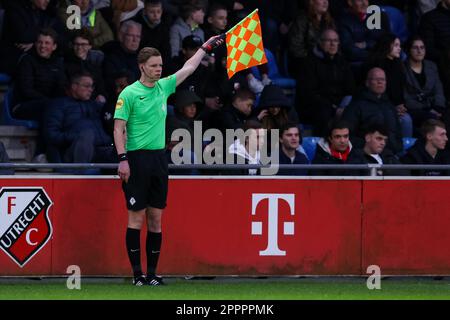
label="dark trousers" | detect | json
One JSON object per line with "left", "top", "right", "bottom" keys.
{"left": 64, "top": 130, "right": 117, "bottom": 163}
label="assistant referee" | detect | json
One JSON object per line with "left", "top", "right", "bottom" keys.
{"left": 114, "top": 35, "right": 224, "bottom": 286}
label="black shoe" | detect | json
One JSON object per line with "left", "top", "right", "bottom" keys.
{"left": 133, "top": 275, "right": 147, "bottom": 286}
{"left": 146, "top": 275, "right": 165, "bottom": 286}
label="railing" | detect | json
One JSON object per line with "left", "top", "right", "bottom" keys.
{"left": 1, "top": 163, "right": 450, "bottom": 176}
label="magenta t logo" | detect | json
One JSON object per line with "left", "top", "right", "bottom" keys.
{"left": 251, "top": 194, "right": 295, "bottom": 256}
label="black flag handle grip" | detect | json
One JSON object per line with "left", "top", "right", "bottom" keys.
{"left": 201, "top": 33, "right": 226, "bottom": 53}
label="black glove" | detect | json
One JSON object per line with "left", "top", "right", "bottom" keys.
{"left": 201, "top": 34, "right": 226, "bottom": 54}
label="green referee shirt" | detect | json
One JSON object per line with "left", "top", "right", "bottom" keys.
{"left": 114, "top": 75, "right": 176, "bottom": 151}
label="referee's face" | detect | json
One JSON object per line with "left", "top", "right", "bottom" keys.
{"left": 141, "top": 56, "right": 163, "bottom": 82}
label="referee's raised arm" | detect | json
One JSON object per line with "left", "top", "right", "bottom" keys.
{"left": 174, "top": 34, "right": 225, "bottom": 86}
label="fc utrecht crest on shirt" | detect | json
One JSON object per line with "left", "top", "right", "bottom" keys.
{"left": 0, "top": 187, "right": 53, "bottom": 267}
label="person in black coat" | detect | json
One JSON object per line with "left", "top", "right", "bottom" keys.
{"left": 164, "top": 35, "right": 217, "bottom": 107}
{"left": 353, "top": 124, "right": 406, "bottom": 176}
{"left": 342, "top": 67, "right": 404, "bottom": 155}
{"left": 403, "top": 35, "right": 447, "bottom": 130}
{"left": 311, "top": 119, "right": 364, "bottom": 176}
{"left": 0, "top": 142, "right": 14, "bottom": 175}
{"left": 44, "top": 72, "right": 116, "bottom": 164}
{"left": 217, "top": 87, "right": 255, "bottom": 132}
{"left": 0, "top": 0, "right": 66, "bottom": 75}
{"left": 299, "top": 28, "right": 355, "bottom": 136}
{"left": 337, "top": 0, "right": 390, "bottom": 69}
{"left": 401, "top": 119, "right": 450, "bottom": 176}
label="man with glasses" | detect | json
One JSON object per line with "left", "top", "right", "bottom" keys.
{"left": 44, "top": 72, "right": 116, "bottom": 165}
{"left": 338, "top": 0, "right": 391, "bottom": 80}
{"left": 130, "top": 0, "right": 172, "bottom": 62}
{"left": 299, "top": 28, "right": 355, "bottom": 136}
{"left": 342, "top": 67, "right": 404, "bottom": 155}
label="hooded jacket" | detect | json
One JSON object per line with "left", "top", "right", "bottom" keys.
{"left": 0, "top": 0, "right": 66, "bottom": 74}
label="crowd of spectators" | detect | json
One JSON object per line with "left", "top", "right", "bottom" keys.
{"left": 1, "top": 0, "right": 450, "bottom": 176}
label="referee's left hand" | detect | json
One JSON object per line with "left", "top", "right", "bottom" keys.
{"left": 118, "top": 161, "right": 130, "bottom": 183}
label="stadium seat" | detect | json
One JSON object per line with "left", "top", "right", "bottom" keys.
{"left": 402, "top": 137, "right": 417, "bottom": 152}
{"left": 250, "top": 49, "right": 296, "bottom": 90}
{"left": 1, "top": 86, "right": 39, "bottom": 129}
{"left": 380, "top": 6, "right": 409, "bottom": 43}
{"left": 301, "top": 136, "right": 321, "bottom": 163}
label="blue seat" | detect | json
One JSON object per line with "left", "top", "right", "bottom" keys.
{"left": 381, "top": 6, "right": 409, "bottom": 43}
{"left": 1, "top": 86, "right": 39, "bottom": 129}
{"left": 402, "top": 137, "right": 416, "bottom": 152}
{"left": 251, "top": 49, "right": 296, "bottom": 89}
{"left": 301, "top": 136, "right": 321, "bottom": 163}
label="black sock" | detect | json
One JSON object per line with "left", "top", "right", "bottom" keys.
{"left": 146, "top": 231, "right": 162, "bottom": 276}
{"left": 126, "top": 228, "right": 142, "bottom": 278}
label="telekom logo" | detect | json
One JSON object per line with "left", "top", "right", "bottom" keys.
{"left": 251, "top": 194, "right": 295, "bottom": 256}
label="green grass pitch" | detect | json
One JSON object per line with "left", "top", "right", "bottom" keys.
{"left": 0, "top": 277, "right": 449, "bottom": 300}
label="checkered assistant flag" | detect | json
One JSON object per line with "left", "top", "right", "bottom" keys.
{"left": 225, "top": 9, "right": 268, "bottom": 79}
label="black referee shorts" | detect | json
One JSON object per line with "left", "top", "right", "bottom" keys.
{"left": 122, "top": 149, "right": 168, "bottom": 211}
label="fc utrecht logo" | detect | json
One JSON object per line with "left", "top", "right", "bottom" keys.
{"left": 0, "top": 187, "right": 53, "bottom": 267}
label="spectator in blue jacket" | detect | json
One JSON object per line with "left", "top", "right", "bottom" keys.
{"left": 44, "top": 72, "right": 116, "bottom": 164}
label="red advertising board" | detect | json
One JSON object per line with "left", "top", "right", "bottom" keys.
{"left": 0, "top": 177, "right": 449, "bottom": 276}
{"left": 362, "top": 180, "right": 450, "bottom": 275}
